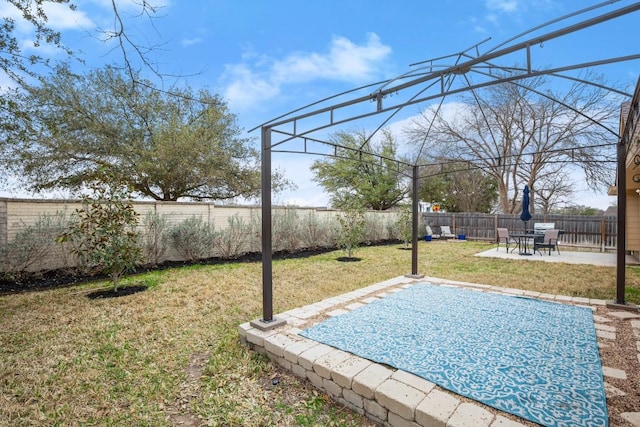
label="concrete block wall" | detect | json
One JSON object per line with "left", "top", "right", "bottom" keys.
{"left": 0, "top": 198, "right": 399, "bottom": 273}
{"left": 0, "top": 200, "right": 7, "bottom": 248}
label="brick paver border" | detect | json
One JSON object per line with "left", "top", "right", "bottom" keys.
{"left": 239, "top": 276, "right": 637, "bottom": 427}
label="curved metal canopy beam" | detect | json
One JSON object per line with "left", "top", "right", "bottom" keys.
{"left": 266, "top": 54, "right": 638, "bottom": 155}
{"left": 252, "top": 2, "right": 640, "bottom": 328}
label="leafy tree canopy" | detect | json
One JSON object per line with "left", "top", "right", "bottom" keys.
{"left": 310, "top": 129, "right": 408, "bottom": 211}
{"left": 3, "top": 65, "right": 289, "bottom": 201}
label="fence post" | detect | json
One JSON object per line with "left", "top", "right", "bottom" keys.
{"left": 601, "top": 218, "right": 606, "bottom": 253}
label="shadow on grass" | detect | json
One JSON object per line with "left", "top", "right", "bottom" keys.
{"left": 335, "top": 257, "right": 362, "bottom": 262}
{"left": 86, "top": 284, "right": 148, "bottom": 299}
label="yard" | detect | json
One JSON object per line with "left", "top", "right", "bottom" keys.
{"left": 1, "top": 240, "right": 639, "bottom": 426}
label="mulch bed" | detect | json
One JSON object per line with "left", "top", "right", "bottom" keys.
{"left": 0, "top": 240, "right": 402, "bottom": 295}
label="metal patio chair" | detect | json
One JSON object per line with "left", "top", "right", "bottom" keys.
{"left": 496, "top": 228, "right": 517, "bottom": 252}
{"left": 534, "top": 229, "right": 560, "bottom": 255}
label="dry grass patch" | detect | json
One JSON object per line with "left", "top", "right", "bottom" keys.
{"left": 0, "top": 241, "right": 637, "bottom": 426}
{"left": 423, "top": 241, "right": 640, "bottom": 301}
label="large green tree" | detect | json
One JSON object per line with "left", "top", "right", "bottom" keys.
{"left": 4, "top": 65, "right": 286, "bottom": 201}
{"left": 310, "top": 129, "right": 408, "bottom": 210}
{"left": 419, "top": 162, "right": 498, "bottom": 213}
{"left": 0, "top": 1, "right": 163, "bottom": 191}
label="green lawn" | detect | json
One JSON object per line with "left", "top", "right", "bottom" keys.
{"left": 1, "top": 241, "right": 637, "bottom": 426}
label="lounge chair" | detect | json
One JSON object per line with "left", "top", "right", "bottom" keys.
{"left": 534, "top": 229, "right": 560, "bottom": 255}
{"left": 496, "top": 228, "right": 517, "bottom": 252}
{"left": 439, "top": 226, "right": 456, "bottom": 239}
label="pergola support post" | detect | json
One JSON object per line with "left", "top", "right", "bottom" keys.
{"left": 406, "top": 165, "right": 424, "bottom": 279}
{"left": 251, "top": 126, "right": 286, "bottom": 331}
{"left": 615, "top": 136, "right": 627, "bottom": 306}
{"left": 610, "top": 76, "right": 640, "bottom": 310}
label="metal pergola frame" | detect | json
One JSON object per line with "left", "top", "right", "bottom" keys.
{"left": 250, "top": 1, "right": 640, "bottom": 329}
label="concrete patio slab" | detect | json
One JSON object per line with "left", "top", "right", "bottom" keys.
{"left": 622, "top": 412, "right": 640, "bottom": 427}
{"left": 475, "top": 247, "right": 639, "bottom": 266}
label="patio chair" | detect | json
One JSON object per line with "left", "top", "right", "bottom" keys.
{"left": 439, "top": 226, "right": 456, "bottom": 239}
{"left": 534, "top": 229, "right": 560, "bottom": 255}
{"left": 496, "top": 228, "right": 517, "bottom": 252}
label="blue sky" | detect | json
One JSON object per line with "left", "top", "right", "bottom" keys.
{"left": 2, "top": 0, "right": 640, "bottom": 207}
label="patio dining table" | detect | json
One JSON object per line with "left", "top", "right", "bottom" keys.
{"left": 510, "top": 232, "right": 544, "bottom": 256}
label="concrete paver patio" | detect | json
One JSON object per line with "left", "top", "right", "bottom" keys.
{"left": 239, "top": 274, "right": 640, "bottom": 427}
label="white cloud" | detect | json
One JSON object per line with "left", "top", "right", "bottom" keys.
{"left": 272, "top": 155, "right": 330, "bottom": 207}
{"left": 0, "top": 2, "right": 94, "bottom": 33}
{"left": 221, "top": 33, "right": 392, "bottom": 111}
{"left": 223, "top": 63, "right": 281, "bottom": 110}
{"left": 485, "top": 13, "right": 499, "bottom": 25}
{"left": 364, "top": 102, "right": 474, "bottom": 163}
{"left": 486, "top": 0, "right": 520, "bottom": 13}
{"left": 21, "top": 38, "right": 63, "bottom": 56}
{"left": 0, "top": 3, "right": 30, "bottom": 33}
{"left": 44, "top": 2, "right": 94, "bottom": 30}
{"left": 277, "top": 189, "right": 330, "bottom": 207}
{"left": 271, "top": 34, "right": 391, "bottom": 84}
{"left": 485, "top": 0, "right": 557, "bottom": 16}
{"left": 0, "top": 1, "right": 94, "bottom": 60}
{"left": 182, "top": 37, "right": 203, "bottom": 47}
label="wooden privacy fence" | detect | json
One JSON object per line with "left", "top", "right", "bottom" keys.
{"left": 422, "top": 212, "right": 617, "bottom": 252}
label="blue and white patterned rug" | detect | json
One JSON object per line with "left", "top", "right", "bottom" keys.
{"left": 300, "top": 283, "right": 608, "bottom": 427}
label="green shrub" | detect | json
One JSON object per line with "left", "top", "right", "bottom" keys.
{"left": 335, "top": 205, "right": 366, "bottom": 258}
{"left": 394, "top": 205, "right": 413, "bottom": 248}
{"left": 169, "top": 216, "right": 215, "bottom": 262}
{"left": 325, "top": 216, "right": 342, "bottom": 247}
{"left": 215, "top": 214, "right": 250, "bottom": 259}
{"left": 0, "top": 212, "right": 69, "bottom": 279}
{"left": 249, "top": 209, "right": 262, "bottom": 253}
{"left": 385, "top": 215, "right": 397, "bottom": 240}
{"left": 273, "top": 207, "right": 300, "bottom": 252}
{"left": 299, "top": 211, "right": 334, "bottom": 249}
{"left": 60, "top": 180, "right": 141, "bottom": 292}
{"left": 140, "top": 212, "right": 169, "bottom": 266}
{"left": 363, "top": 213, "right": 387, "bottom": 244}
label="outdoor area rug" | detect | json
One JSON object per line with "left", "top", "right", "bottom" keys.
{"left": 300, "top": 282, "right": 608, "bottom": 427}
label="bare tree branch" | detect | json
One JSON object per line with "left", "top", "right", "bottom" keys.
{"left": 405, "top": 71, "right": 621, "bottom": 213}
